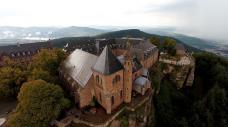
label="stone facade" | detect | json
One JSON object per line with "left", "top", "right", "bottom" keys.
{"left": 60, "top": 38, "right": 158, "bottom": 114}
{"left": 93, "top": 70, "right": 124, "bottom": 114}
{"left": 0, "top": 41, "right": 52, "bottom": 66}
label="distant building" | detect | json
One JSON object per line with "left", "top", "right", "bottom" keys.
{"left": 59, "top": 38, "right": 158, "bottom": 114}
{"left": 0, "top": 41, "right": 52, "bottom": 66}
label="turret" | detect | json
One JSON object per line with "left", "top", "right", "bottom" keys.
{"left": 123, "top": 40, "right": 133, "bottom": 103}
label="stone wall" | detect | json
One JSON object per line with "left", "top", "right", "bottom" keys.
{"left": 78, "top": 77, "right": 95, "bottom": 108}
{"left": 93, "top": 70, "right": 124, "bottom": 114}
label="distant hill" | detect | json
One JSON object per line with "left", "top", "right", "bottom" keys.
{"left": 96, "top": 29, "right": 154, "bottom": 38}
{"left": 51, "top": 29, "right": 200, "bottom": 52}
{"left": 50, "top": 26, "right": 107, "bottom": 38}
{"left": 0, "top": 26, "right": 108, "bottom": 41}
{"left": 143, "top": 28, "right": 217, "bottom": 49}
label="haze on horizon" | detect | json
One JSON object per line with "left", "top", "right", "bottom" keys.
{"left": 0, "top": 0, "right": 227, "bottom": 42}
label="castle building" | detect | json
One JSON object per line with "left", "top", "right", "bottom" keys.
{"left": 0, "top": 41, "right": 52, "bottom": 66}
{"left": 59, "top": 38, "right": 158, "bottom": 114}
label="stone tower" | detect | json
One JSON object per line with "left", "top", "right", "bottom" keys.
{"left": 123, "top": 40, "right": 133, "bottom": 103}
{"left": 92, "top": 45, "right": 124, "bottom": 114}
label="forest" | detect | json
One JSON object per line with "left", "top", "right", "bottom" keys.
{"left": 153, "top": 52, "right": 228, "bottom": 127}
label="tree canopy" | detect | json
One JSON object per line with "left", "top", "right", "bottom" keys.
{"left": 28, "top": 48, "right": 66, "bottom": 84}
{"left": 149, "top": 36, "right": 160, "bottom": 49}
{"left": 164, "top": 38, "right": 176, "bottom": 56}
{"left": 0, "top": 66, "right": 27, "bottom": 99}
{"left": 7, "top": 80, "right": 70, "bottom": 127}
{"left": 153, "top": 52, "right": 228, "bottom": 127}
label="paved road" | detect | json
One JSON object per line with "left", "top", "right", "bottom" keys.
{"left": 0, "top": 100, "right": 17, "bottom": 118}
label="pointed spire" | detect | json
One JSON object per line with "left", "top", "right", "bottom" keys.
{"left": 93, "top": 45, "right": 123, "bottom": 75}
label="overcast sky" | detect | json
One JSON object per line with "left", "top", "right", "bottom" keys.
{"left": 0, "top": 0, "right": 227, "bottom": 41}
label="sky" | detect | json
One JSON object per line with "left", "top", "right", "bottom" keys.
{"left": 0, "top": 0, "right": 227, "bottom": 41}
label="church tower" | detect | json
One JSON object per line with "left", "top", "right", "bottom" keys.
{"left": 92, "top": 45, "right": 124, "bottom": 114}
{"left": 123, "top": 40, "right": 133, "bottom": 103}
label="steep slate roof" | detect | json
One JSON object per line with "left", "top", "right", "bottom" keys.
{"left": 93, "top": 45, "right": 123, "bottom": 75}
{"left": 61, "top": 49, "right": 98, "bottom": 87}
{"left": 116, "top": 55, "right": 143, "bottom": 73}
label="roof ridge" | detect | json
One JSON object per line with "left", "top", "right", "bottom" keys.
{"left": 93, "top": 45, "right": 123, "bottom": 75}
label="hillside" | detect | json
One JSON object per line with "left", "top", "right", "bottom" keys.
{"left": 0, "top": 26, "right": 107, "bottom": 40}
{"left": 50, "top": 26, "right": 107, "bottom": 38}
{"left": 51, "top": 29, "right": 200, "bottom": 52}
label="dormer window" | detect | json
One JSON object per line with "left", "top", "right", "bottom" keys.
{"left": 28, "top": 51, "right": 31, "bottom": 55}
{"left": 11, "top": 53, "right": 15, "bottom": 57}
{"left": 17, "top": 52, "right": 20, "bottom": 56}
{"left": 22, "top": 52, "right": 25, "bottom": 56}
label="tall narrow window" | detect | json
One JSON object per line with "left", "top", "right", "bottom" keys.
{"left": 100, "top": 78, "right": 102, "bottom": 85}
{"left": 111, "top": 96, "right": 114, "bottom": 105}
{"left": 117, "top": 75, "right": 121, "bottom": 82}
{"left": 100, "top": 93, "right": 102, "bottom": 103}
{"left": 120, "top": 90, "right": 123, "bottom": 99}
{"left": 96, "top": 75, "right": 99, "bottom": 84}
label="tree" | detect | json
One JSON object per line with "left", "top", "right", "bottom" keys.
{"left": 0, "top": 67, "right": 27, "bottom": 99}
{"left": 150, "top": 36, "right": 160, "bottom": 49}
{"left": 29, "top": 48, "right": 66, "bottom": 83}
{"left": 28, "top": 68, "right": 55, "bottom": 83}
{"left": 164, "top": 38, "right": 176, "bottom": 56}
{"left": 7, "top": 80, "right": 71, "bottom": 127}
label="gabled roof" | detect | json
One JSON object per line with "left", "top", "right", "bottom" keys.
{"left": 61, "top": 49, "right": 98, "bottom": 87}
{"left": 93, "top": 45, "right": 123, "bottom": 75}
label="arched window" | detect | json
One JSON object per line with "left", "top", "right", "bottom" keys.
{"left": 117, "top": 75, "right": 121, "bottom": 82}
{"left": 112, "top": 78, "right": 116, "bottom": 84}
{"left": 100, "top": 93, "right": 102, "bottom": 102}
{"left": 96, "top": 75, "right": 102, "bottom": 85}
{"left": 100, "top": 78, "right": 102, "bottom": 85}
{"left": 113, "top": 75, "right": 121, "bottom": 85}
{"left": 96, "top": 75, "right": 99, "bottom": 84}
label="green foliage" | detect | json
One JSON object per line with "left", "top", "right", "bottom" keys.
{"left": 164, "top": 38, "right": 176, "bottom": 56}
{"left": 29, "top": 48, "right": 66, "bottom": 84}
{"left": 7, "top": 80, "right": 70, "bottom": 127}
{"left": 150, "top": 36, "right": 160, "bottom": 48}
{"left": 150, "top": 63, "right": 163, "bottom": 91}
{"left": 28, "top": 68, "right": 55, "bottom": 83}
{"left": 0, "top": 67, "right": 27, "bottom": 98}
{"left": 153, "top": 52, "right": 228, "bottom": 127}
{"left": 30, "top": 48, "right": 66, "bottom": 76}
{"left": 154, "top": 78, "right": 191, "bottom": 127}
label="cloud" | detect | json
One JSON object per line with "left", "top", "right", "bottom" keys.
{"left": 164, "top": 0, "right": 228, "bottom": 41}
{"left": 0, "top": 0, "right": 227, "bottom": 41}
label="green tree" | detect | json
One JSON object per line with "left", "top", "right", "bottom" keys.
{"left": 7, "top": 80, "right": 70, "bottom": 127}
{"left": 164, "top": 38, "right": 176, "bottom": 56}
{"left": 28, "top": 68, "right": 55, "bottom": 83}
{"left": 150, "top": 36, "right": 160, "bottom": 49}
{"left": 0, "top": 67, "right": 27, "bottom": 98}
{"left": 29, "top": 48, "right": 66, "bottom": 83}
